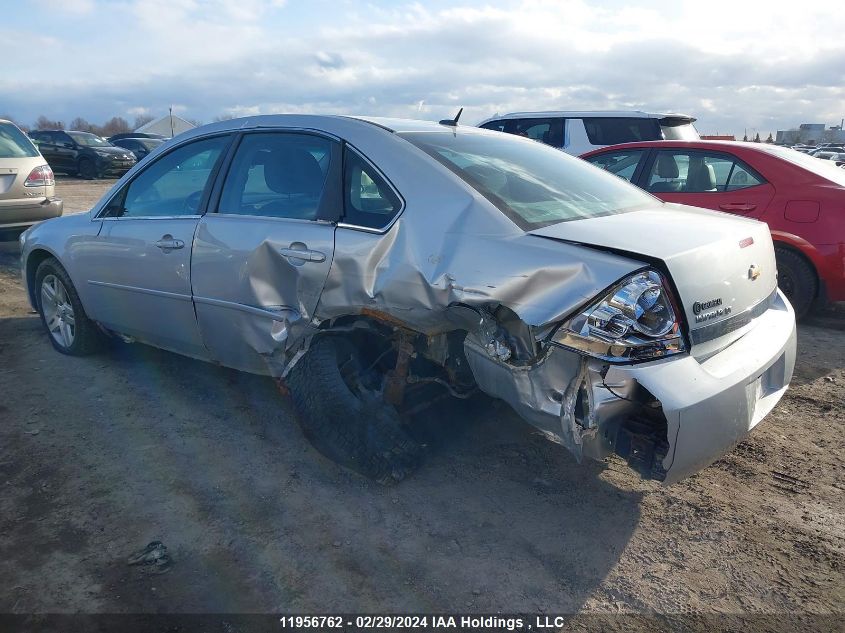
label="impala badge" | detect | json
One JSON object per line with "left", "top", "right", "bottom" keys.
{"left": 748, "top": 264, "right": 761, "bottom": 280}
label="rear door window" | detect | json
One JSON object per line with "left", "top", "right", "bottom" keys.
{"left": 582, "top": 117, "right": 661, "bottom": 145}
{"left": 0, "top": 122, "right": 39, "bottom": 158}
{"left": 479, "top": 120, "right": 507, "bottom": 132}
{"left": 507, "top": 118, "right": 564, "bottom": 147}
{"left": 584, "top": 149, "right": 645, "bottom": 182}
{"left": 218, "top": 132, "right": 338, "bottom": 221}
{"left": 647, "top": 150, "right": 764, "bottom": 193}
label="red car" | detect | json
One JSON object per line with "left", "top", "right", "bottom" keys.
{"left": 582, "top": 141, "right": 845, "bottom": 318}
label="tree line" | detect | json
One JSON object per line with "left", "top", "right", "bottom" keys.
{"left": 0, "top": 113, "right": 206, "bottom": 137}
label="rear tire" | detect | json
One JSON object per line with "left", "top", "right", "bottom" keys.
{"left": 35, "top": 257, "right": 103, "bottom": 355}
{"left": 286, "top": 336, "right": 420, "bottom": 484}
{"left": 775, "top": 247, "right": 817, "bottom": 320}
{"left": 78, "top": 158, "right": 97, "bottom": 180}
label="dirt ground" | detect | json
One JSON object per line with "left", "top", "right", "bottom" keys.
{"left": 0, "top": 178, "right": 843, "bottom": 624}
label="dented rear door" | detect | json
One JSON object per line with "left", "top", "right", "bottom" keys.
{"left": 191, "top": 131, "right": 341, "bottom": 374}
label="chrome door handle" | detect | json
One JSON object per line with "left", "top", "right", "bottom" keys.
{"left": 154, "top": 235, "right": 185, "bottom": 251}
{"left": 280, "top": 244, "right": 326, "bottom": 264}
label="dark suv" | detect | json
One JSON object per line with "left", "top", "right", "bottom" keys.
{"left": 110, "top": 137, "right": 165, "bottom": 161}
{"left": 29, "top": 130, "right": 136, "bottom": 179}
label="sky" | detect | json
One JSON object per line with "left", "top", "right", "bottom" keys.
{"left": 1, "top": 0, "right": 844, "bottom": 137}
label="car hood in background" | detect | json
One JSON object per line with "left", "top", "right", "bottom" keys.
{"left": 529, "top": 204, "right": 777, "bottom": 339}
{"left": 97, "top": 147, "right": 135, "bottom": 157}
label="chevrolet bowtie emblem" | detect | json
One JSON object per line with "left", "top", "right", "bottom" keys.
{"left": 748, "top": 264, "right": 761, "bottom": 280}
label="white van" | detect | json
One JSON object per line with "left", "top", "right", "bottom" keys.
{"left": 477, "top": 111, "right": 699, "bottom": 155}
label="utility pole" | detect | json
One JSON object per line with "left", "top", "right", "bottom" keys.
{"left": 169, "top": 105, "right": 174, "bottom": 138}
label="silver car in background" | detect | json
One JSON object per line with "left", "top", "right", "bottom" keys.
{"left": 0, "top": 119, "right": 62, "bottom": 235}
{"left": 19, "top": 115, "right": 795, "bottom": 485}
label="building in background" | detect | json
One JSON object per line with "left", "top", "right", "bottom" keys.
{"left": 135, "top": 114, "right": 196, "bottom": 138}
{"left": 776, "top": 122, "right": 845, "bottom": 145}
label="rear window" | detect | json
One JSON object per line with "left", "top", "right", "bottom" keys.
{"left": 401, "top": 130, "right": 655, "bottom": 230}
{"left": 660, "top": 118, "right": 699, "bottom": 141}
{"left": 582, "top": 117, "right": 661, "bottom": 145}
{"left": 0, "top": 122, "right": 40, "bottom": 158}
{"left": 759, "top": 145, "right": 845, "bottom": 187}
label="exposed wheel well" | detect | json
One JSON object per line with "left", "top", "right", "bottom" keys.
{"left": 25, "top": 249, "right": 56, "bottom": 308}
{"left": 773, "top": 241, "right": 820, "bottom": 298}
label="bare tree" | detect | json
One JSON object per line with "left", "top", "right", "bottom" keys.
{"left": 34, "top": 115, "right": 64, "bottom": 130}
{"left": 97, "top": 116, "right": 131, "bottom": 137}
{"left": 133, "top": 114, "right": 154, "bottom": 129}
{"left": 0, "top": 114, "right": 28, "bottom": 131}
{"left": 70, "top": 117, "right": 93, "bottom": 132}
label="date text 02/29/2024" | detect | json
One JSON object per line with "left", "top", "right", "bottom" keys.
{"left": 277, "top": 615, "right": 582, "bottom": 630}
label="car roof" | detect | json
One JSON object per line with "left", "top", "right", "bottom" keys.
{"left": 479, "top": 110, "right": 696, "bottom": 122}
{"left": 175, "top": 114, "right": 497, "bottom": 140}
{"left": 581, "top": 139, "right": 782, "bottom": 157}
{"left": 348, "top": 116, "right": 476, "bottom": 134}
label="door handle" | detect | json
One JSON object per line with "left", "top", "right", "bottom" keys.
{"left": 719, "top": 203, "right": 757, "bottom": 212}
{"left": 280, "top": 243, "right": 326, "bottom": 264}
{"left": 154, "top": 235, "right": 185, "bottom": 251}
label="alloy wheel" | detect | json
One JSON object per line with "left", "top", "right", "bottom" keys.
{"left": 40, "top": 274, "right": 76, "bottom": 348}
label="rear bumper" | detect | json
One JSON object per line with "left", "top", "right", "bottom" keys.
{"left": 617, "top": 289, "right": 796, "bottom": 483}
{"left": 465, "top": 290, "right": 796, "bottom": 484}
{"left": 0, "top": 197, "right": 63, "bottom": 230}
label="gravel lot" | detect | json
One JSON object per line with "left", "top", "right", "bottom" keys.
{"left": 0, "top": 179, "right": 843, "bottom": 624}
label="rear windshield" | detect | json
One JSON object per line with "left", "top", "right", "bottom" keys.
{"left": 759, "top": 145, "right": 845, "bottom": 187}
{"left": 401, "top": 130, "right": 656, "bottom": 229}
{"left": 660, "top": 118, "right": 699, "bottom": 141}
{"left": 0, "top": 122, "right": 40, "bottom": 158}
{"left": 139, "top": 139, "right": 164, "bottom": 150}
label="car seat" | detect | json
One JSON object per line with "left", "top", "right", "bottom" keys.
{"left": 686, "top": 157, "right": 717, "bottom": 192}
{"left": 648, "top": 154, "right": 683, "bottom": 192}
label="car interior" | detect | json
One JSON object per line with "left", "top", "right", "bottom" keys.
{"left": 648, "top": 153, "right": 717, "bottom": 193}
{"left": 219, "top": 140, "right": 330, "bottom": 220}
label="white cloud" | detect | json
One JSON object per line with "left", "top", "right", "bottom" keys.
{"left": 3, "top": 0, "right": 844, "bottom": 136}
{"left": 43, "top": 0, "right": 94, "bottom": 13}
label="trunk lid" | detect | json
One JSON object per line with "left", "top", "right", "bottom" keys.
{"left": 529, "top": 204, "right": 778, "bottom": 345}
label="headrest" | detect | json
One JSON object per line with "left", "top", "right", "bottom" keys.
{"left": 656, "top": 154, "right": 679, "bottom": 179}
{"left": 263, "top": 147, "right": 324, "bottom": 196}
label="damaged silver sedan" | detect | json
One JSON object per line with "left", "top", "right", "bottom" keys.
{"left": 19, "top": 115, "right": 796, "bottom": 484}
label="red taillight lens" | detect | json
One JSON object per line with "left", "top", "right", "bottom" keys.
{"left": 24, "top": 164, "right": 55, "bottom": 187}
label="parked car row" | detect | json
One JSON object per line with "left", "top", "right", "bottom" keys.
{"left": 790, "top": 143, "right": 845, "bottom": 164}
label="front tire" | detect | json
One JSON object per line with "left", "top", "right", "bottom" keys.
{"left": 78, "top": 158, "right": 97, "bottom": 180}
{"left": 775, "top": 247, "right": 817, "bottom": 320}
{"left": 286, "top": 337, "right": 420, "bottom": 484}
{"left": 35, "top": 258, "right": 102, "bottom": 355}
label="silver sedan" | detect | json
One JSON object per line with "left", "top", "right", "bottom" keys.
{"left": 19, "top": 115, "right": 796, "bottom": 484}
